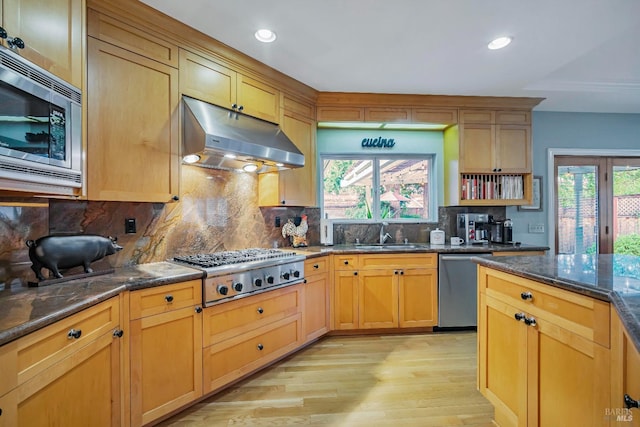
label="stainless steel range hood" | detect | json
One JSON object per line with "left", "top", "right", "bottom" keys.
{"left": 182, "top": 96, "right": 304, "bottom": 173}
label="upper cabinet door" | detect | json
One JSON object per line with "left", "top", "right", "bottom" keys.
{"left": 87, "top": 37, "right": 180, "bottom": 202}
{"left": 179, "top": 49, "right": 236, "bottom": 109}
{"left": 2, "top": 0, "right": 83, "bottom": 88}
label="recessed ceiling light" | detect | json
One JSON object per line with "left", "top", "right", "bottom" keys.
{"left": 243, "top": 163, "right": 259, "bottom": 172}
{"left": 255, "top": 29, "right": 276, "bottom": 43}
{"left": 488, "top": 36, "right": 512, "bottom": 50}
{"left": 224, "top": 153, "right": 237, "bottom": 159}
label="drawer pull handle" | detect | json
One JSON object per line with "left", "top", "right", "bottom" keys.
{"left": 624, "top": 394, "right": 640, "bottom": 409}
{"left": 313, "top": 264, "right": 319, "bottom": 269}
{"left": 400, "top": 270, "right": 404, "bottom": 275}
{"left": 113, "top": 329, "right": 124, "bottom": 338}
{"left": 524, "top": 316, "right": 537, "bottom": 327}
{"left": 257, "top": 343, "right": 264, "bottom": 351}
{"left": 195, "top": 306, "right": 203, "bottom": 314}
{"left": 344, "top": 260, "right": 349, "bottom": 265}
{"left": 67, "top": 329, "right": 82, "bottom": 339}
{"left": 354, "top": 271, "right": 358, "bottom": 276}
{"left": 165, "top": 295, "right": 174, "bottom": 303}
{"left": 521, "top": 292, "right": 533, "bottom": 300}
{"left": 257, "top": 307, "right": 264, "bottom": 314}
{"left": 514, "top": 312, "right": 525, "bottom": 322}
{"left": 394, "top": 270, "right": 399, "bottom": 275}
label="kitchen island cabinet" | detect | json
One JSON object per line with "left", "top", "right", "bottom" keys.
{"left": 476, "top": 258, "right": 614, "bottom": 427}
{"left": 1, "top": 0, "right": 84, "bottom": 88}
{"left": 611, "top": 310, "right": 640, "bottom": 425}
{"left": 128, "top": 280, "right": 203, "bottom": 426}
{"left": 0, "top": 296, "right": 123, "bottom": 427}
{"left": 86, "top": 10, "right": 180, "bottom": 203}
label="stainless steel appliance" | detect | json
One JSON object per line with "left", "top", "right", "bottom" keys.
{"left": 438, "top": 253, "right": 492, "bottom": 327}
{"left": 489, "top": 219, "right": 513, "bottom": 244}
{"left": 457, "top": 213, "right": 491, "bottom": 244}
{"left": 0, "top": 45, "right": 82, "bottom": 195}
{"left": 182, "top": 96, "right": 304, "bottom": 173}
{"left": 172, "top": 248, "right": 305, "bottom": 306}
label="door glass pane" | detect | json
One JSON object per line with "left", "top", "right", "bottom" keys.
{"left": 378, "top": 159, "right": 430, "bottom": 220}
{"left": 323, "top": 159, "right": 373, "bottom": 219}
{"left": 557, "top": 165, "right": 599, "bottom": 254}
{"left": 612, "top": 162, "right": 640, "bottom": 255}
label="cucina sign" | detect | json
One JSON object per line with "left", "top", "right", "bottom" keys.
{"left": 361, "top": 136, "right": 395, "bottom": 148}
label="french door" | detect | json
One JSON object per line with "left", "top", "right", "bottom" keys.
{"left": 555, "top": 156, "right": 640, "bottom": 255}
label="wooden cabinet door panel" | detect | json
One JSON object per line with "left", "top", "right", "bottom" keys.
{"left": 399, "top": 269, "right": 437, "bottom": 327}
{"left": 334, "top": 270, "right": 359, "bottom": 329}
{"left": 365, "top": 107, "right": 411, "bottom": 122}
{"left": 496, "top": 125, "right": 531, "bottom": 173}
{"left": 2, "top": 331, "right": 121, "bottom": 427}
{"left": 179, "top": 49, "right": 236, "bottom": 108}
{"left": 479, "top": 295, "right": 527, "bottom": 427}
{"left": 130, "top": 306, "right": 202, "bottom": 426}
{"left": 276, "top": 113, "right": 316, "bottom": 206}
{"left": 460, "top": 124, "right": 494, "bottom": 173}
{"left": 358, "top": 270, "right": 398, "bottom": 329}
{"left": 237, "top": 74, "right": 279, "bottom": 123}
{"left": 4, "top": 0, "right": 83, "bottom": 87}
{"left": 87, "top": 37, "right": 179, "bottom": 202}
{"left": 130, "top": 280, "right": 201, "bottom": 320}
{"left": 316, "top": 106, "right": 365, "bottom": 122}
{"left": 304, "top": 271, "right": 329, "bottom": 342}
{"left": 412, "top": 108, "right": 458, "bottom": 124}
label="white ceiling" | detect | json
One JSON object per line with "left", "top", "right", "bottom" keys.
{"left": 141, "top": 0, "right": 640, "bottom": 114}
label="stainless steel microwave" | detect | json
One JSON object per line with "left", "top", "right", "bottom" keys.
{"left": 0, "top": 45, "right": 82, "bottom": 196}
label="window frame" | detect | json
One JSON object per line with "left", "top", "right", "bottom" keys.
{"left": 320, "top": 153, "right": 437, "bottom": 223}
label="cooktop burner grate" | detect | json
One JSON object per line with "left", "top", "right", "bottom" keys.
{"left": 173, "top": 248, "right": 298, "bottom": 268}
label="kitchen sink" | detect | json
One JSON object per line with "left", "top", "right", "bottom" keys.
{"left": 353, "top": 243, "right": 424, "bottom": 250}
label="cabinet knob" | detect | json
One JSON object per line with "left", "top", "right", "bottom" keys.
{"left": 313, "top": 264, "right": 319, "bottom": 269}
{"left": 231, "top": 103, "right": 238, "bottom": 109}
{"left": 195, "top": 306, "right": 203, "bottom": 314}
{"left": 237, "top": 105, "right": 244, "bottom": 111}
{"left": 400, "top": 271, "right": 404, "bottom": 275}
{"left": 344, "top": 260, "right": 349, "bottom": 265}
{"left": 624, "top": 394, "right": 640, "bottom": 409}
{"left": 113, "top": 329, "right": 124, "bottom": 338}
{"left": 303, "top": 279, "right": 307, "bottom": 284}
{"left": 354, "top": 271, "right": 358, "bottom": 276}
{"left": 67, "top": 328, "right": 82, "bottom": 339}
{"left": 281, "top": 200, "right": 286, "bottom": 205}
{"left": 0, "top": 27, "right": 7, "bottom": 39}
{"left": 524, "top": 316, "right": 537, "bottom": 327}
{"left": 514, "top": 312, "right": 525, "bottom": 322}
{"left": 257, "top": 343, "right": 264, "bottom": 351}
{"left": 171, "top": 195, "right": 180, "bottom": 202}
{"left": 520, "top": 291, "right": 533, "bottom": 300}
{"left": 165, "top": 295, "right": 174, "bottom": 303}
{"left": 394, "top": 270, "right": 399, "bottom": 275}
{"left": 8, "top": 36, "right": 24, "bottom": 50}
{"left": 257, "top": 307, "right": 264, "bottom": 314}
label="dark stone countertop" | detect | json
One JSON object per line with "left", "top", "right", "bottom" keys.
{"left": 0, "top": 262, "right": 203, "bottom": 346}
{"left": 294, "top": 242, "right": 549, "bottom": 256}
{"left": 474, "top": 254, "right": 640, "bottom": 352}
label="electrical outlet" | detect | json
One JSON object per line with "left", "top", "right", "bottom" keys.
{"left": 528, "top": 223, "right": 545, "bottom": 234}
{"left": 275, "top": 216, "right": 281, "bottom": 227}
{"left": 125, "top": 218, "right": 137, "bottom": 234}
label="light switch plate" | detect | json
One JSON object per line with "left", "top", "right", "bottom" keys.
{"left": 528, "top": 223, "right": 545, "bottom": 233}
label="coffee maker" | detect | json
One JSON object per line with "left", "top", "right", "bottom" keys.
{"left": 457, "top": 213, "right": 491, "bottom": 244}
{"left": 489, "top": 219, "right": 514, "bottom": 244}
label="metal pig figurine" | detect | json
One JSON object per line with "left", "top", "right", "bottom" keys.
{"left": 26, "top": 235, "right": 123, "bottom": 281}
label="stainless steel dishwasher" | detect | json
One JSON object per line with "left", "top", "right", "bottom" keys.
{"left": 438, "top": 253, "right": 492, "bottom": 328}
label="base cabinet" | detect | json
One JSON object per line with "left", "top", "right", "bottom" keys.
{"left": 202, "top": 285, "right": 303, "bottom": 394}
{"left": 303, "top": 256, "right": 330, "bottom": 342}
{"left": 129, "top": 281, "right": 203, "bottom": 427}
{"left": 611, "top": 311, "right": 640, "bottom": 426}
{"left": 0, "top": 297, "right": 122, "bottom": 427}
{"left": 332, "top": 253, "right": 438, "bottom": 330}
{"left": 478, "top": 266, "right": 611, "bottom": 427}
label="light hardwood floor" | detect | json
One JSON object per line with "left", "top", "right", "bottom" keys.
{"left": 158, "top": 332, "right": 494, "bottom": 426}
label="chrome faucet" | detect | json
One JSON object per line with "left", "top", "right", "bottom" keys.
{"left": 379, "top": 222, "right": 391, "bottom": 244}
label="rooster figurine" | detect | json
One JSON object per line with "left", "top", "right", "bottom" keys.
{"left": 281, "top": 214, "right": 308, "bottom": 247}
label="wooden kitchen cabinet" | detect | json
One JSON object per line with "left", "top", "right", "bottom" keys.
{"left": 303, "top": 256, "right": 330, "bottom": 342}
{"left": 86, "top": 35, "right": 180, "bottom": 202}
{"left": 1, "top": 0, "right": 84, "bottom": 88}
{"left": 611, "top": 311, "right": 640, "bottom": 426}
{"left": 202, "top": 285, "right": 303, "bottom": 394}
{"left": 259, "top": 95, "right": 317, "bottom": 206}
{"left": 332, "top": 253, "right": 438, "bottom": 330}
{"left": 478, "top": 266, "right": 611, "bottom": 427}
{"left": 459, "top": 123, "right": 531, "bottom": 174}
{"left": 0, "top": 297, "right": 123, "bottom": 427}
{"left": 179, "top": 49, "right": 280, "bottom": 123}
{"left": 129, "top": 280, "right": 203, "bottom": 426}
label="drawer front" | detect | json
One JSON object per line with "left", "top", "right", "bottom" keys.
{"left": 13, "top": 297, "right": 120, "bottom": 387}
{"left": 360, "top": 253, "right": 437, "bottom": 269}
{"left": 203, "top": 285, "right": 301, "bottom": 346}
{"left": 203, "top": 314, "right": 302, "bottom": 394}
{"left": 130, "top": 280, "right": 201, "bottom": 319}
{"left": 481, "top": 267, "right": 610, "bottom": 346}
{"left": 305, "top": 256, "right": 329, "bottom": 276}
{"left": 333, "top": 255, "right": 358, "bottom": 270}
